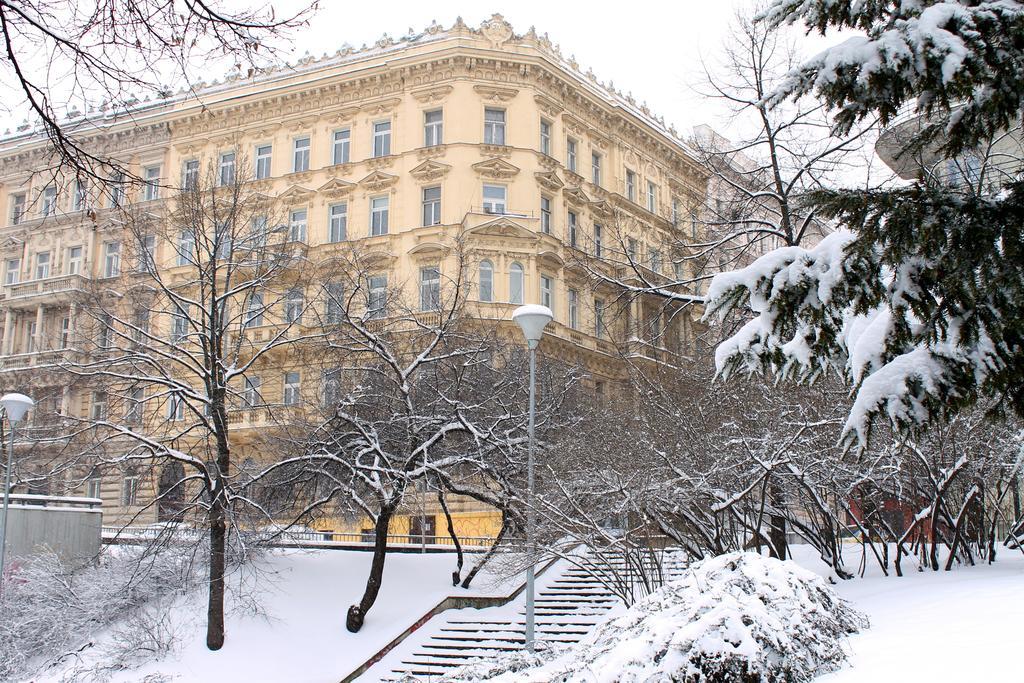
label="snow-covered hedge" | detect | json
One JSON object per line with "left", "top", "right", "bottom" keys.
{"left": 437, "top": 552, "right": 867, "bottom": 682}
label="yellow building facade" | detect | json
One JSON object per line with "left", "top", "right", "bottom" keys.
{"left": 0, "top": 15, "right": 706, "bottom": 541}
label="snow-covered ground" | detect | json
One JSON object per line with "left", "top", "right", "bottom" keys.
{"left": 31, "top": 549, "right": 514, "bottom": 683}
{"left": 28, "top": 545, "right": 1024, "bottom": 682}
{"left": 805, "top": 547, "right": 1024, "bottom": 682}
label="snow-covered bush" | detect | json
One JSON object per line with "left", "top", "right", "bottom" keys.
{"left": 0, "top": 546, "right": 202, "bottom": 681}
{"left": 438, "top": 552, "right": 867, "bottom": 682}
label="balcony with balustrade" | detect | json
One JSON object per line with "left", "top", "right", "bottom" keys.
{"left": 2, "top": 273, "right": 88, "bottom": 308}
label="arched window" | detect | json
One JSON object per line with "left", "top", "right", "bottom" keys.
{"left": 479, "top": 260, "right": 494, "bottom": 302}
{"left": 509, "top": 262, "right": 524, "bottom": 304}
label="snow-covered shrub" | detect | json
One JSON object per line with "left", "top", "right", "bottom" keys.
{"left": 0, "top": 546, "right": 202, "bottom": 681}
{"left": 438, "top": 552, "right": 867, "bottom": 682}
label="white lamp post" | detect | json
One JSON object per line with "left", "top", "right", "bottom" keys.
{"left": 511, "top": 304, "right": 552, "bottom": 652}
{"left": 0, "top": 392, "right": 33, "bottom": 597}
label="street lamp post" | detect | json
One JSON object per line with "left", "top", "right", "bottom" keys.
{"left": 0, "top": 392, "right": 34, "bottom": 597}
{"left": 511, "top": 304, "right": 552, "bottom": 653}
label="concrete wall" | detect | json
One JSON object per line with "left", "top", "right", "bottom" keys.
{"left": 3, "top": 495, "right": 102, "bottom": 564}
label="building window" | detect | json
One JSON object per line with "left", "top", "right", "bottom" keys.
{"left": 243, "top": 376, "right": 263, "bottom": 407}
{"left": 649, "top": 247, "right": 662, "bottom": 273}
{"left": 139, "top": 234, "right": 156, "bottom": 272}
{"left": 370, "top": 196, "right": 389, "bottom": 236}
{"left": 284, "top": 288, "right": 304, "bottom": 325}
{"left": 34, "top": 252, "right": 50, "bottom": 280}
{"left": 627, "top": 237, "right": 639, "bottom": 263}
{"left": 91, "top": 391, "right": 108, "bottom": 421}
{"left": 595, "top": 298, "right": 605, "bottom": 338}
{"left": 566, "top": 138, "right": 577, "bottom": 172}
{"left": 325, "top": 281, "right": 344, "bottom": 324}
{"left": 626, "top": 169, "right": 636, "bottom": 202}
{"left": 167, "top": 393, "right": 185, "bottom": 421}
{"left": 132, "top": 309, "right": 150, "bottom": 347}
{"left": 10, "top": 192, "right": 25, "bottom": 225}
{"left": 214, "top": 223, "right": 232, "bottom": 260}
{"left": 171, "top": 309, "right": 188, "bottom": 344}
{"left": 219, "top": 152, "right": 236, "bottom": 186}
{"left": 592, "top": 152, "right": 602, "bottom": 186}
{"left": 245, "top": 292, "right": 264, "bottom": 328}
{"left": 4, "top": 258, "right": 18, "bottom": 284}
{"left": 41, "top": 186, "right": 57, "bottom": 216}
{"left": 479, "top": 260, "right": 493, "bottom": 302}
{"left": 87, "top": 477, "right": 102, "bottom": 500}
{"left": 321, "top": 369, "right": 342, "bottom": 408}
{"left": 594, "top": 224, "right": 603, "bottom": 257}
{"left": 126, "top": 386, "right": 144, "bottom": 423}
{"left": 671, "top": 197, "right": 681, "bottom": 226}
{"left": 121, "top": 472, "right": 140, "bottom": 507}
{"left": 177, "top": 230, "right": 194, "bottom": 266}
{"left": 568, "top": 288, "right": 579, "bottom": 330}
{"left": 568, "top": 211, "right": 578, "bottom": 249}
{"left": 250, "top": 215, "right": 269, "bottom": 247}
{"left": 144, "top": 166, "right": 161, "bottom": 201}
{"left": 647, "top": 181, "right": 657, "bottom": 212}
{"left": 482, "top": 184, "right": 506, "bottom": 214}
{"left": 373, "top": 121, "right": 392, "bottom": 157}
{"left": 98, "top": 314, "right": 113, "bottom": 350}
{"left": 283, "top": 372, "right": 301, "bottom": 405}
{"left": 183, "top": 159, "right": 200, "bottom": 190}
{"left": 60, "top": 316, "right": 71, "bottom": 349}
{"left": 104, "top": 242, "right": 121, "bottom": 277}
{"left": 420, "top": 266, "right": 440, "bottom": 312}
{"left": 509, "top": 262, "right": 524, "bottom": 304}
{"left": 484, "top": 108, "right": 506, "bottom": 145}
{"left": 540, "top": 119, "right": 551, "bottom": 155}
{"left": 255, "top": 144, "right": 273, "bottom": 179}
{"left": 109, "top": 173, "right": 125, "bottom": 208}
{"left": 108, "top": 174, "right": 125, "bottom": 208}
{"left": 66, "top": 245, "right": 82, "bottom": 275}
{"left": 26, "top": 321, "right": 36, "bottom": 353}
{"left": 329, "top": 203, "right": 348, "bottom": 242}
{"left": 540, "top": 196, "right": 552, "bottom": 234}
{"left": 424, "top": 110, "right": 443, "bottom": 147}
{"left": 333, "top": 129, "right": 350, "bottom": 165}
{"left": 293, "top": 137, "right": 310, "bottom": 173}
{"left": 289, "top": 208, "right": 307, "bottom": 243}
{"left": 541, "top": 275, "right": 553, "bottom": 310}
{"left": 422, "top": 186, "right": 441, "bottom": 226}
{"left": 367, "top": 274, "right": 387, "bottom": 318}
{"left": 73, "top": 181, "right": 87, "bottom": 211}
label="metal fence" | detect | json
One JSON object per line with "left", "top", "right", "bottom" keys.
{"left": 101, "top": 525, "right": 497, "bottom": 549}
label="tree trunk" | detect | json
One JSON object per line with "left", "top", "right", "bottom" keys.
{"left": 346, "top": 505, "right": 394, "bottom": 632}
{"left": 768, "top": 481, "right": 788, "bottom": 560}
{"left": 438, "top": 490, "right": 464, "bottom": 585}
{"left": 206, "top": 496, "right": 226, "bottom": 650}
{"left": 462, "top": 513, "right": 510, "bottom": 589}
{"left": 1013, "top": 476, "right": 1022, "bottom": 523}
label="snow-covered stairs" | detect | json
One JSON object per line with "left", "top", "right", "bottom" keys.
{"left": 370, "top": 550, "right": 687, "bottom": 681}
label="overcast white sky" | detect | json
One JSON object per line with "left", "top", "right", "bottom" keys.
{"left": 0, "top": 1, "right": 847, "bottom": 144}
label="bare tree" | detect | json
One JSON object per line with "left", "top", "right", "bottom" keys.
{"left": 261, "top": 241, "right": 582, "bottom": 632}
{"left": 60, "top": 162, "right": 323, "bottom": 650}
{"left": 0, "top": 0, "right": 314, "bottom": 186}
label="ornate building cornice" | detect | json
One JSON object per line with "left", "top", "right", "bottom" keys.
{"left": 0, "top": 14, "right": 701, "bottom": 182}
